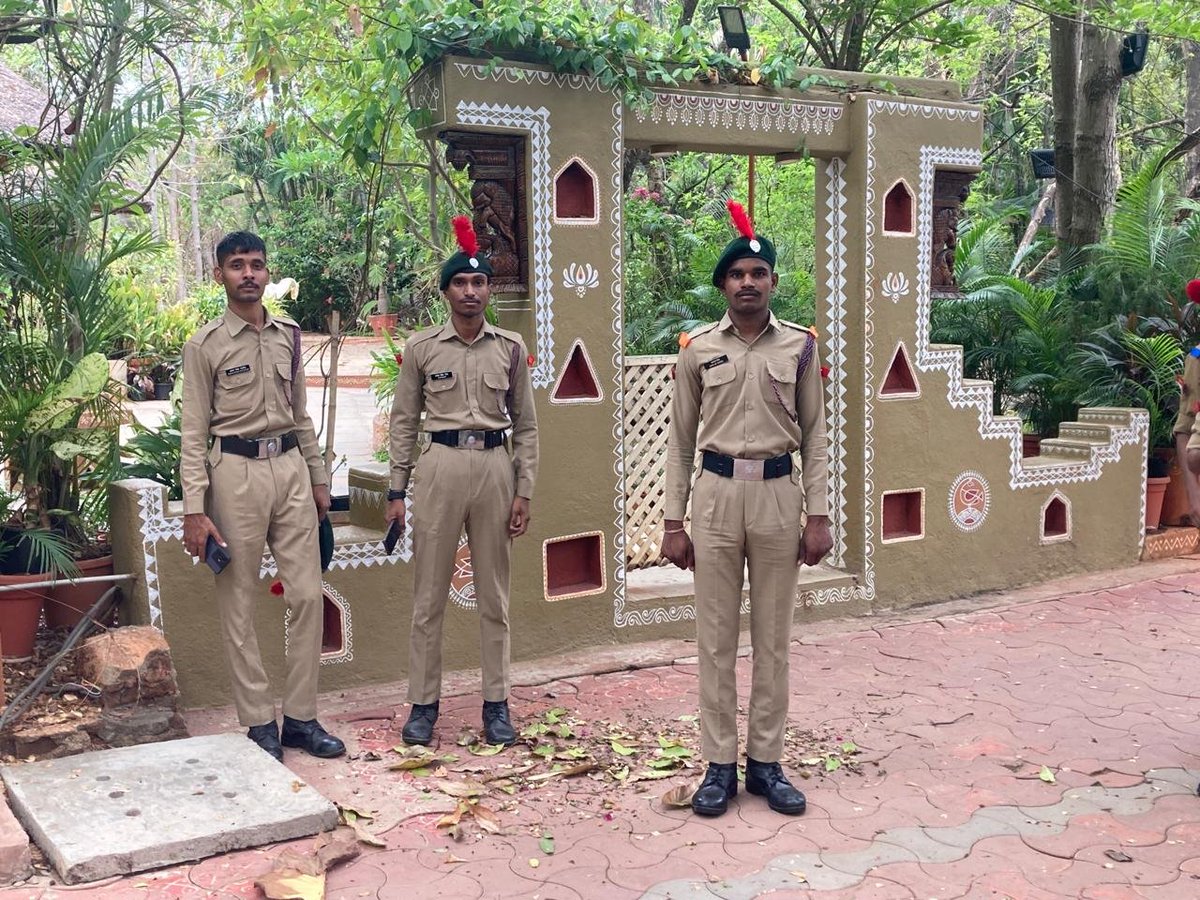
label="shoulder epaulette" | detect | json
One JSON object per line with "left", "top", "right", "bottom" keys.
{"left": 191, "top": 318, "right": 225, "bottom": 344}
{"left": 492, "top": 325, "right": 526, "bottom": 349}
{"left": 406, "top": 326, "right": 442, "bottom": 348}
{"left": 781, "top": 320, "right": 819, "bottom": 339}
{"left": 679, "top": 322, "right": 719, "bottom": 348}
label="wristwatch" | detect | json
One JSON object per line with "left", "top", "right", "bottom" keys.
{"left": 387, "top": 489, "right": 407, "bottom": 501}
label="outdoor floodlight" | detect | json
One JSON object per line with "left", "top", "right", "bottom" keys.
{"left": 1029, "top": 149, "right": 1055, "bottom": 180}
{"left": 718, "top": 6, "right": 750, "bottom": 60}
{"left": 1120, "top": 31, "right": 1149, "bottom": 78}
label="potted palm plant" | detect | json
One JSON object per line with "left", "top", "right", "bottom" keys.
{"left": 0, "top": 95, "right": 175, "bottom": 639}
{"left": 1074, "top": 321, "right": 1184, "bottom": 530}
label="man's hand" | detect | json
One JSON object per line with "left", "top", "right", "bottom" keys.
{"left": 799, "top": 515, "right": 833, "bottom": 567}
{"left": 183, "top": 513, "right": 226, "bottom": 559}
{"left": 662, "top": 526, "right": 695, "bottom": 571}
{"left": 509, "top": 497, "right": 531, "bottom": 538}
{"left": 385, "top": 499, "right": 406, "bottom": 538}
{"left": 312, "top": 484, "right": 332, "bottom": 521}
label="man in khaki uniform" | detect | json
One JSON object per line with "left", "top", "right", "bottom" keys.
{"left": 1181, "top": 279, "right": 1200, "bottom": 527}
{"left": 387, "top": 216, "right": 538, "bottom": 747}
{"left": 663, "top": 201, "right": 832, "bottom": 817}
{"left": 181, "top": 231, "right": 345, "bottom": 762}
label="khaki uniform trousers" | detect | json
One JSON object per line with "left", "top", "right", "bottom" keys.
{"left": 692, "top": 468, "right": 803, "bottom": 764}
{"left": 408, "top": 441, "right": 515, "bottom": 704}
{"left": 208, "top": 446, "right": 322, "bottom": 727}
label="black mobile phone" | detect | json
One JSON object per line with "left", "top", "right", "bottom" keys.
{"left": 383, "top": 519, "right": 403, "bottom": 555}
{"left": 205, "top": 535, "right": 231, "bottom": 574}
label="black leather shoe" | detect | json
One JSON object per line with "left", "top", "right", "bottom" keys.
{"left": 482, "top": 699, "right": 516, "bottom": 746}
{"left": 691, "top": 762, "right": 738, "bottom": 816}
{"left": 745, "top": 758, "right": 806, "bottom": 815}
{"left": 401, "top": 702, "right": 439, "bottom": 746}
{"left": 281, "top": 716, "right": 346, "bottom": 758}
{"left": 247, "top": 722, "right": 283, "bottom": 762}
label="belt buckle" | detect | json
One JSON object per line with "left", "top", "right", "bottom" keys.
{"left": 464, "top": 429, "right": 486, "bottom": 449}
{"left": 257, "top": 437, "right": 280, "bottom": 459}
{"left": 732, "top": 458, "right": 763, "bottom": 481}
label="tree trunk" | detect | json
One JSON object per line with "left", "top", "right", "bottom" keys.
{"left": 1186, "top": 41, "right": 1200, "bottom": 200}
{"left": 147, "top": 149, "right": 161, "bottom": 240}
{"left": 677, "top": 0, "right": 699, "bottom": 28}
{"left": 188, "top": 141, "right": 203, "bottom": 282}
{"left": 165, "top": 168, "right": 186, "bottom": 305}
{"left": 1066, "top": 13, "right": 1121, "bottom": 255}
{"left": 1049, "top": 12, "right": 1079, "bottom": 248}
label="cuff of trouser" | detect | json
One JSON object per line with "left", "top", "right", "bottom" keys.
{"left": 804, "top": 495, "right": 829, "bottom": 517}
{"left": 515, "top": 478, "right": 535, "bottom": 501}
{"left": 308, "top": 466, "right": 329, "bottom": 486}
{"left": 183, "top": 491, "right": 206, "bottom": 516}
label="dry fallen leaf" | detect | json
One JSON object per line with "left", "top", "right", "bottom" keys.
{"left": 472, "top": 803, "right": 502, "bottom": 834}
{"left": 435, "top": 779, "right": 487, "bottom": 799}
{"left": 255, "top": 871, "right": 324, "bottom": 900}
{"left": 661, "top": 780, "right": 700, "bottom": 809}
{"left": 291, "top": 780, "right": 306, "bottom": 793}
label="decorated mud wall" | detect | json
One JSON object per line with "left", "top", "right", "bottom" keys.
{"left": 110, "top": 55, "right": 1146, "bottom": 709}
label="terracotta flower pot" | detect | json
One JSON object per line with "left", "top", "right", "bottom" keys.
{"left": 46, "top": 555, "right": 116, "bottom": 630}
{"left": 1145, "top": 476, "right": 1171, "bottom": 531}
{"left": 0, "top": 573, "right": 48, "bottom": 660}
{"left": 367, "top": 313, "right": 399, "bottom": 337}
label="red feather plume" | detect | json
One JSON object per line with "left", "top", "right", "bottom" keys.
{"left": 726, "top": 199, "right": 755, "bottom": 240}
{"left": 452, "top": 215, "right": 479, "bottom": 258}
{"left": 1187, "top": 279, "right": 1200, "bottom": 304}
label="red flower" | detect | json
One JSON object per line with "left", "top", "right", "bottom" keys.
{"left": 820, "top": 365, "right": 831, "bottom": 379}
{"left": 527, "top": 354, "right": 535, "bottom": 367}
{"left": 394, "top": 353, "right": 403, "bottom": 366}
{"left": 1187, "top": 279, "right": 1200, "bottom": 304}
{"left": 269, "top": 580, "right": 284, "bottom": 596}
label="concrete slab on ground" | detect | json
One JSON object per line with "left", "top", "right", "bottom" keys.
{"left": 0, "top": 733, "right": 337, "bottom": 885}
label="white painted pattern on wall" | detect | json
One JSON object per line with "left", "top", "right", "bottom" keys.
{"left": 636, "top": 91, "right": 842, "bottom": 135}
{"left": 456, "top": 100, "right": 556, "bottom": 389}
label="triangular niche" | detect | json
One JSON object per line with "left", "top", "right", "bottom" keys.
{"left": 551, "top": 338, "right": 603, "bottom": 404}
{"left": 879, "top": 341, "right": 920, "bottom": 398}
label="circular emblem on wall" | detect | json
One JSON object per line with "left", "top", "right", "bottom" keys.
{"left": 449, "top": 534, "right": 477, "bottom": 611}
{"left": 948, "top": 471, "right": 989, "bottom": 533}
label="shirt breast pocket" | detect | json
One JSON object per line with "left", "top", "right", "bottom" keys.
{"left": 425, "top": 373, "right": 458, "bottom": 409}
{"left": 701, "top": 363, "right": 737, "bottom": 409}
{"left": 482, "top": 371, "right": 510, "bottom": 414}
{"left": 765, "top": 360, "right": 798, "bottom": 421}
{"left": 275, "top": 361, "right": 294, "bottom": 407}
{"left": 216, "top": 366, "right": 255, "bottom": 393}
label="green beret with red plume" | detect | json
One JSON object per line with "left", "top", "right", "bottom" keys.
{"left": 439, "top": 216, "right": 494, "bottom": 290}
{"left": 712, "top": 200, "right": 777, "bottom": 287}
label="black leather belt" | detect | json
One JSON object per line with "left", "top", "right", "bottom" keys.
{"left": 702, "top": 450, "right": 792, "bottom": 481}
{"left": 430, "top": 429, "right": 505, "bottom": 449}
{"left": 220, "top": 432, "right": 299, "bottom": 459}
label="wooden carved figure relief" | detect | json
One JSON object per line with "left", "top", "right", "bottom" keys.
{"left": 442, "top": 131, "right": 529, "bottom": 294}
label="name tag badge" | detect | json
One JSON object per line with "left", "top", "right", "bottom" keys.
{"left": 701, "top": 355, "right": 729, "bottom": 370}
{"left": 429, "top": 371, "right": 454, "bottom": 381}
{"left": 224, "top": 364, "right": 251, "bottom": 376}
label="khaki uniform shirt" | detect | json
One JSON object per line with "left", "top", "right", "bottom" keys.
{"left": 180, "top": 308, "right": 327, "bottom": 515}
{"left": 389, "top": 320, "right": 539, "bottom": 499}
{"left": 665, "top": 311, "right": 829, "bottom": 521}
{"left": 1173, "top": 348, "right": 1200, "bottom": 439}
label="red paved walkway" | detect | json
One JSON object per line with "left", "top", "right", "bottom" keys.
{"left": 4, "top": 557, "right": 1199, "bottom": 898}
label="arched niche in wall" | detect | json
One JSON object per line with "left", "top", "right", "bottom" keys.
{"left": 882, "top": 179, "right": 915, "bottom": 236}
{"left": 1040, "top": 492, "right": 1072, "bottom": 544}
{"left": 553, "top": 157, "right": 599, "bottom": 224}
